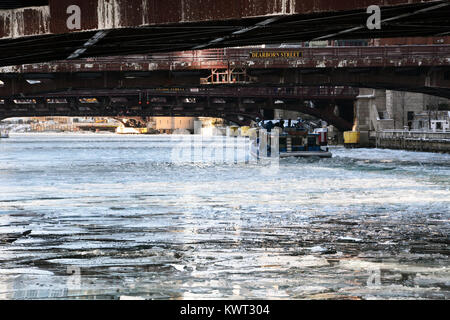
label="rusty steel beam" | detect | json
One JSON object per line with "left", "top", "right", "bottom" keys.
{"left": 0, "top": 0, "right": 445, "bottom": 38}
{"left": 52, "top": 0, "right": 450, "bottom": 31}
{"left": 1, "top": 46, "right": 449, "bottom": 99}
{"left": 0, "top": 90, "right": 354, "bottom": 130}
{"left": 1, "top": 65, "right": 449, "bottom": 98}
{"left": 0, "top": 1, "right": 449, "bottom": 66}
{"left": 10, "top": 86, "right": 359, "bottom": 100}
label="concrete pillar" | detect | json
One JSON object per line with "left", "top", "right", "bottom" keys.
{"left": 274, "top": 109, "right": 301, "bottom": 120}
{"left": 355, "top": 88, "right": 374, "bottom": 132}
{"left": 194, "top": 120, "right": 202, "bottom": 134}
{"left": 354, "top": 88, "right": 386, "bottom": 147}
{"left": 355, "top": 89, "right": 392, "bottom": 132}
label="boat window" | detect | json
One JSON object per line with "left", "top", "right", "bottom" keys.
{"left": 292, "top": 137, "right": 303, "bottom": 145}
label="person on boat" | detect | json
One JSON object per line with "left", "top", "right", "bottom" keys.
{"left": 265, "top": 121, "right": 274, "bottom": 132}
{"left": 295, "top": 118, "right": 305, "bottom": 130}
{"left": 274, "top": 120, "right": 284, "bottom": 128}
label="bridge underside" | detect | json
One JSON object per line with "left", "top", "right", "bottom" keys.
{"left": 254, "top": 67, "right": 450, "bottom": 99}
{"left": 0, "top": 1, "right": 449, "bottom": 66}
{"left": 0, "top": 87, "right": 355, "bottom": 130}
{"left": 1, "top": 66, "right": 449, "bottom": 98}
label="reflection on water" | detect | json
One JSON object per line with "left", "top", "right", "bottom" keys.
{"left": 0, "top": 133, "right": 449, "bottom": 299}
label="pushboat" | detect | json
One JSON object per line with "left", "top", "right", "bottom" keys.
{"left": 249, "top": 120, "right": 332, "bottom": 159}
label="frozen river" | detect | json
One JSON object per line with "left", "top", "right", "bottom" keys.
{"left": 0, "top": 133, "right": 449, "bottom": 299}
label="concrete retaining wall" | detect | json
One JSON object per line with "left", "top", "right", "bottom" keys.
{"left": 376, "top": 131, "right": 450, "bottom": 153}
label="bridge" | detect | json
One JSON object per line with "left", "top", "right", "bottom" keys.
{"left": 2, "top": 44, "right": 450, "bottom": 128}
{"left": 0, "top": 86, "right": 357, "bottom": 129}
{"left": 1, "top": 45, "right": 449, "bottom": 97}
{"left": 0, "top": 0, "right": 449, "bottom": 66}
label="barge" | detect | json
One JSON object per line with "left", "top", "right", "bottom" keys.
{"left": 249, "top": 120, "right": 332, "bottom": 159}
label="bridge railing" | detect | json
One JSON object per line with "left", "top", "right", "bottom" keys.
{"left": 139, "top": 45, "right": 450, "bottom": 67}
{"left": 141, "top": 86, "right": 359, "bottom": 98}
{"left": 8, "top": 86, "right": 359, "bottom": 100}
{"left": 153, "top": 45, "right": 449, "bottom": 57}
{"left": 3, "top": 45, "right": 450, "bottom": 73}
{"left": 377, "top": 130, "right": 450, "bottom": 139}
{"left": 78, "top": 45, "right": 450, "bottom": 63}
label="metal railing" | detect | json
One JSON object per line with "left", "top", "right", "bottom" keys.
{"left": 377, "top": 129, "right": 450, "bottom": 139}
{"left": 3, "top": 45, "right": 450, "bottom": 73}
{"left": 24, "top": 86, "right": 359, "bottom": 99}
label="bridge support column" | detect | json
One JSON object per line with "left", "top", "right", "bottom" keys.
{"left": 354, "top": 88, "right": 386, "bottom": 147}
{"left": 273, "top": 109, "right": 302, "bottom": 120}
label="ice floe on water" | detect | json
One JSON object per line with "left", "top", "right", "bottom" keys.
{"left": 0, "top": 134, "right": 448, "bottom": 299}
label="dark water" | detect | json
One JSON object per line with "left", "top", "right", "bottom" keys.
{"left": 0, "top": 133, "right": 449, "bottom": 299}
